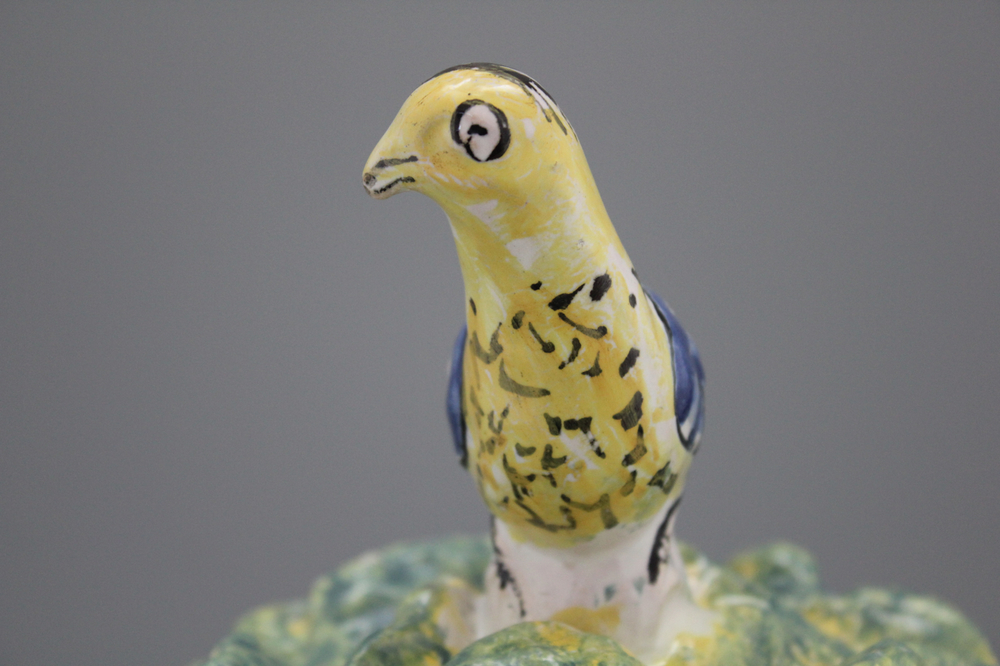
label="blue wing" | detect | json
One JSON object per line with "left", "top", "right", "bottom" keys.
{"left": 645, "top": 289, "right": 705, "bottom": 453}
{"left": 446, "top": 325, "right": 469, "bottom": 467}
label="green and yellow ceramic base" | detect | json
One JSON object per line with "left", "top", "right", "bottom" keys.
{"left": 192, "top": 536, "right": 994, "bottom": 666}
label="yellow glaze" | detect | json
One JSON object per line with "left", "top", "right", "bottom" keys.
{"left": 364, "top": 65, "right": 691, "bottom": 548}
{"left": 550, "top": 604, "right": 622, "bottom": 637}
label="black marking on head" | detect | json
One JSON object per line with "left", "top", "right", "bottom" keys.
{"left": 590, "top": 273, "right": 612, "bottom": 301}
{"left": 432, "top": 63, "right": 558, "bottom": 103}
{"left": 548, "top": 283, "right": 585, "bottom": 311}
{"left": 469, "top": 298, "right": 477, "bottom": 315}
{"left": 498, "top": 360, "right": 550, "bottom": 397}
{"left": 514, "top": 443, "right": 536, "bottom": 457}
{"left": 530, "top": 281, "right": 542, "bottom": 291}
{"left": 620, "top": 470, "right": 637, "bottom": 496}
{"left": 581, "top": 352, "right": 602, "bottom": 377}
{"left": 621, "top": 425, "right": 647, "bottom": 467}
{"left": 612, "top": 391, "right": 644, "bottom": 430}
{"left": 371, "top": 176, "right": 416, "bottom": 195}
{"left": 629, "top": 294, "right": 637, "bottom": 308}
{"left": 527, "top": 322, "right": 555, "bottom": 353}
{"left": 631, "top": 267, "right": 639, "bottom": 279}
{"left": 541, "top": 444, "right": 567, "bottom": 470}
{"left": 469, "top": 324, "right": 503, "bottom": 364}
{"left": 432, "top": 64, "right": 571, "bottom": 136}
{"left": 373, "top": 155, "right": 418, "bottom": 170}
{"left": 511, "top": 310, "right": 525, "bottom": 329}
{"left": 561, "top": 493, "right": 618, "bottom": 529}
{"left": 619, "top": 347, "right": 640, "bottom": 378}
{"left": 544, "top": 413, "right": 562, "bottom": 436}
{"left": 558, "top": 312, "right": 607, "bottom": 338}
{"left": 543, "top": 472, "right": 557, "bottom": 487}
{"left": 558, "top": 338, "right": 581, "bottom": 369}
{"left": 647, "top": 498, "right": 682, "bottom": 585}
{"left": 516, "top": 500, "right": 576, "bottom": 533}
{"left": 649, "top": 460, "right": 678, "bottom": 495}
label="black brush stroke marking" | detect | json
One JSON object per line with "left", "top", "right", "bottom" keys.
{"left": 503, "top": 454, "right": 536, "bottom": 500}
{"left": 647, "top": 498, "right": 682, "bottom": 585}
{"left": 558, "top": 312, "right": 607, "bottom": 338}
{"left": 629, "top": 294, "right": 637, "bottom": 308}
{"left": 528, "top": 322, "right": 555, "bottom": 353}
{"left": 469, "top": 298, "right": 477, "bottom": 315}
{"left": 511, "top": 310, "right": 525, "bottom": 329}
{"left": 469, "top": 325, "right": 503, "bottom": 364}
{"left": 373, "top": 155, "right": 418, "bottom": 169}
{"left": 516, "top": 500, "right": 576, "bottom": 533}
{"left": 621, "top": 425, "right": 647, "bottom": 466}
{"left": 468, "top": 387, "right": 485, "bottom": 428}
{"left": 481, "top": 434, "right": 504, "bottom": 455}
{"left": 590, "top": 273, "right": 612, "bottom": 301}
{"left": 541, "top": 444, "right": 567, "bottom": 470}
{"left": 620, "top": 470, "right": 637, "bottom": 496}
{"left": 649, "top": 460, "right": 678, "bottom": 495}
{"left": 514, "top": 443, "right": 536, "bottom": 457}
{"left": 544, "top": 413, "right": 562, "bottom": 436}
{"left": 581, "top": 352, "right": 603, "bottom": 377}
{"left": 370, "top": 176, "right": 415, "bottom": 195}
{"left": 561, "top": 492, "right": 618, "bottom": 529}
{"left": 491, "top": 518, "right": 526, "bottom": 617}
{"left": 548, "top": 283, "right": 585, "bottom": 311}
{"left": 498, "top": 360, "right": 550, "bottom": 397}
{"left": 558, "top": 338, "right": 582, "bottom": 369}
{"left": 487, "top": 405, "right": 509, "bottom": 434}
{"left": 564, "top": 416, "right": 603, "bottom": 458}
{"left": 619, "top": 347, "right": 640, "bottom": 378}
{"left": 612, "top": 391, "right": 644, "bottom": 430}
{"left": 530, "top": 281, "right": 542, "bottom": 291}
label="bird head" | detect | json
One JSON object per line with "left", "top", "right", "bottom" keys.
{"left": 363, "top": 64, "right": 596, "bottom": 230}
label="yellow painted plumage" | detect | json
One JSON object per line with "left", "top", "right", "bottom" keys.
{"left": 364, "top": 64, "right": 693, "bottom": 549}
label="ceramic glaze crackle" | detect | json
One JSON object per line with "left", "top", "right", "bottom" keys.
{"left": 362, "top": 63, "right": 709, "bottom": 660}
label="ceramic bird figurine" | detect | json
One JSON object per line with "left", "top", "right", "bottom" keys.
{"left": 363, "top": 63, "right": 709, "bottom": 658}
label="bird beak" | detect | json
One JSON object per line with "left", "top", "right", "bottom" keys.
{"left": 362, "top": 126, "right": 421, "bottom": 200}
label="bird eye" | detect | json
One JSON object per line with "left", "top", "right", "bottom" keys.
{"left": 451, "top": 101, "right": 510, "bottom": 162}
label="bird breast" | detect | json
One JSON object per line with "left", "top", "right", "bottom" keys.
{"left": 461, "top": 246, "right": 691, "bottom": 548}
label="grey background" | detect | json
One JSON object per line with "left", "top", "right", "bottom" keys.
{"left": 1, "top": 3, "right": 997, "bottom": 665}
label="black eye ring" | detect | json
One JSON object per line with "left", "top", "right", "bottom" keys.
{"left": 450, "top": 100, "right": 510, "bottom": 162}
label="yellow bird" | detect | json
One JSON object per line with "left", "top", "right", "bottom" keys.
{"left": 363, "top": 64, "right": 708, "bottom": 656}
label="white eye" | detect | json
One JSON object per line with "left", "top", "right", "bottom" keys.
{"left": 451, "top": 100, "right": 510, "bottom": 162}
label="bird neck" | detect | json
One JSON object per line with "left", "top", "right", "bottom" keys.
{"left": 437, "top": 176, "right": 632, "bottom": 326}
